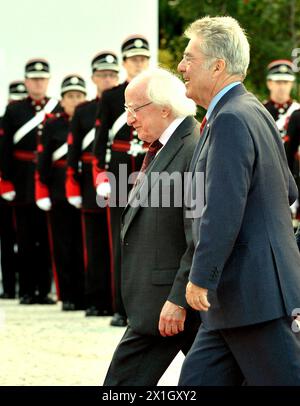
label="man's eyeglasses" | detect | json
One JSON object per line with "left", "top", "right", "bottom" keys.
{"left": 124, "top": 101, "right": 152, "bottom": 118}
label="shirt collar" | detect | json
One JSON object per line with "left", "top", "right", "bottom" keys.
{"left": 206, "top": 82, "right": 241, "bottom": 119}
{"left": 158, "top": 116, "right": 186, "bottom": 147}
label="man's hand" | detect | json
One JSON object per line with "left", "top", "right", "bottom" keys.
{"left": 158, "top": 300, "right": 186, "bottom": 337}
{"left": 186, "top": 281, "right": 210, "bottom": 311}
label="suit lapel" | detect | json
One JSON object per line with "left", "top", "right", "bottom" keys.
{"left": 189, "top": 123, "right": 210, "bottom": 173}
{"left": 122, "top": 117, "right": 197, "bottom": 237}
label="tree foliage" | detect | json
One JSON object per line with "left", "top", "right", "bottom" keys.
{"left": 159, "top": 0, "right": 300, "bottom": 101}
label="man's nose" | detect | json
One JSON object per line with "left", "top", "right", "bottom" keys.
{"left": 177, "top": 59, "right": 185, "bottom": 73}
{"left": 126, "top": 113, "right": 135, "bottom": 126}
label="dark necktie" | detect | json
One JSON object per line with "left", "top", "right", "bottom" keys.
{"left": 200, "top": 116, "right": 207, "bottom": 135}
{"left": 129, "top": 139, "right": 163, "bottom": 199}
{"left": 140, "top": 139, "right": 163, "bottom": 173}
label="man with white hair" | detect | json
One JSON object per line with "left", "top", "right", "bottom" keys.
{"left": 177, "top": 16, "right": 300, "bottom": 385}
{"left": 93, "top": 35, "right": 151, "bottom": 327}
{"left": 103, "top": 67, "right": 200, "bottom": 386}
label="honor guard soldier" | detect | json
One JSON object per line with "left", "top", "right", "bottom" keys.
{"left": 264, "top": 60, "right": 299, "bottom": 146}
{"left": 66, "top": 52, "right": 119, "bottom": 316}
{"left": 264, "top": 60, "right": 300, "bottom": 224}
{"left": 35, "top": 75, "right": 87, "bottom": 310}
{"left": 93, "top": 35, "right": 150, "bottom": 326}
{"left": 0, "top": 59, "right": 59, "bottom": 304}
{"left": 0, "top": 81, "right": 28, "bottom": 298}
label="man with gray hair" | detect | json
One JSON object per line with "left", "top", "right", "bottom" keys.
{"left": 178, "top": 16, "right": 300, "bottom": 385}
{"left": 103, "top": 67, "right": 201, "bottom": 386}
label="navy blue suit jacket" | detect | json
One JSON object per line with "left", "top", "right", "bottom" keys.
{"left": 189, "top": 84, "right": 300, "bottom": 330}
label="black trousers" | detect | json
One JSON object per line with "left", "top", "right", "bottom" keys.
{"left": 48, "top": 201, "right": 84, "bottom": 304}
{"left": 103, "top": 324, "right": 199, "bottom": 386}
{"left": 15, "top": 204, "right": 51, "bottom": 298}
{"left": 82, "top": 210, "right": 112, "bottom": 311}
{"left": 107, "top": 205, "right": 126, "bottom": 316}
{"left": 0, "top": 201, "right": 18, "bottom": 296}
{"left": 179, "top": 317, "right": 300, "bottom": 386}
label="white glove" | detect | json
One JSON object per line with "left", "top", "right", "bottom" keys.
{"left": 1, "top": 191, "right": 16, "bottom": 201}
{"left": 67, "top": 196, "right": 82, "bottom": 209}
{"left": 96, "top": 182, "right": 111, "bottom": 199}
{"left": 36, "top": 197, "right": 52, "bottom": 211}
{"left": 290, "top": 199, "right": 299, "bottom": 216}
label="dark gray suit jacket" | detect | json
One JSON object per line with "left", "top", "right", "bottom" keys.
{"left": 189, "top": 84, "right": 300, "bottom": 330}
{"left": 120, "top": 116, "right": 200, "bottom": 336}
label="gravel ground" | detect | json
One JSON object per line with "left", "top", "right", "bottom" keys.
{"left": 0, "top": 299, "right": 184, "bottom": 386}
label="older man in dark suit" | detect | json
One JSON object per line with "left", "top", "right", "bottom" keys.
{"left": 177, "top": 16, "right": 300, "bottom": 386}
{"left": 103, "top": 68, "right": 201, "bottom": 386}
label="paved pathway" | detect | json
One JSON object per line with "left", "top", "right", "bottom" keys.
{"left": 0, "top": 299, "right": 184, "bottom": 386}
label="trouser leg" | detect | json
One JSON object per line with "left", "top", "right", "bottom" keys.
{"left": 49, "top": 202, "right": 84, "bottom": 304}
{"left": 179, "top": 324, "right": 244, "bottom": 386}
{"left": 15, "top": 204, "right": 51, "bottom": 297}
{"left": 104, "top": 325, "right": 198, "bottom": 386}
{"left": 107, "top": 205, "right": 126, "bottom": 316}
{"left": 84, "top": 210, "right": 111, "bottom": 311}
{"left": 0, "top": 203, "right": 17, "bottom": 296}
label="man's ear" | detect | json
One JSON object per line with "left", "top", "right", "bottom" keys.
{"left": 213, "top": 59, "right": 226, "bottom": 74}
{"left": 161, "top": 107, "right": 171, "bottom": 118}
